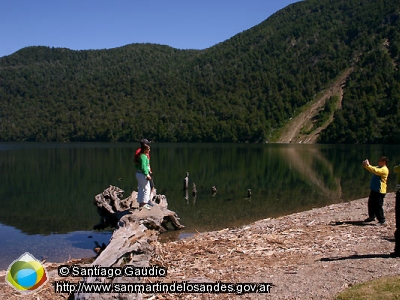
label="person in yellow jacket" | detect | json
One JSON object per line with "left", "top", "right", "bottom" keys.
{"left": 391, "top": 164, "right": 400, "bottom": 257}
{"left": 362, "top": 156, "right": 389, "bottom": 225}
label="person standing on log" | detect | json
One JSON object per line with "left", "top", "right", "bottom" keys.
{"left": 135, "top": 143, "right": 152, "bottom": 208}
{"left": 135, "top": 139, "right": 154, "bottom": 192}
{"left": 362, "top": 156, "right": 389, "bottom": 225}
{"left": 391, "top": 164, "right": 400, "bottom": 257}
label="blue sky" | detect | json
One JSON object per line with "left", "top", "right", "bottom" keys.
{"left": 0, "top": 0, "right": 298, "bottom": 58}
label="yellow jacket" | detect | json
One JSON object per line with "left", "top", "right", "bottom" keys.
{"left": 364, "top": 165, "right": 389, "bottom": 194}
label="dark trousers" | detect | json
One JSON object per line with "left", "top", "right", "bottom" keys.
{"left": 395, "top": 190, "right": 400, "bottom": 254}
{"left": 367, "top": 190, "right": 386, "bottom": 223}
{"left": 150, "top": 178, "right": 155, "bottom": 190}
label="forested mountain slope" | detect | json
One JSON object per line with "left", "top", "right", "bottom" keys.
{"left": 0, "top": 0, "right": 399, "bottom": 143}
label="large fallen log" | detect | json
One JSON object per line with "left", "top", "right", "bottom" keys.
{"left": 75, "top": 186, "right": 184, "bottom": 300}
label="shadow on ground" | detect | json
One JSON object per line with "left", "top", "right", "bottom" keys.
{"left": 320, "top": 253, "right": 392, "bottom": 262}
{"left": 329, "top": 220, "right": 378, "bottom": 227}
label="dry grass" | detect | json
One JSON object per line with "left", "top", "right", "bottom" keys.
{"left": 336, "top": 276, "right": 400, "bottom": 300}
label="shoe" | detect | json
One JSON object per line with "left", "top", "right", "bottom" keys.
{"left": 389, "top": 252, "right": 400, "bottom": 258}
{"left": 376, "top": 222, "right": 386, "bottom": 226}
{"left": 143, "top": 204, "right": 152, "bottom": 210}
{"left": 364, "top": 218, "right": 375, "bottom": 222}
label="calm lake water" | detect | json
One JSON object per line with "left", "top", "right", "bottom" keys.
{"left": 0, "top": 143, "right": 399, "bottom": 270}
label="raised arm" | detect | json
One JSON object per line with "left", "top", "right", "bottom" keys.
{"left": 364, "top": 164, "right": 388, "bottom": 176}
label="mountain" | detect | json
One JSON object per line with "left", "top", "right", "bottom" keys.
{"left": 0, "top": 0, "right": 399, "bottom": 143}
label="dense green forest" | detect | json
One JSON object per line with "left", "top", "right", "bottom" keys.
{"left": 0, "top": 0, "right": 399, "bottom": 143}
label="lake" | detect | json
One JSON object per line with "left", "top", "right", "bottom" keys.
{"left": 0, "top": 143, "right": 399, "bottom": 270}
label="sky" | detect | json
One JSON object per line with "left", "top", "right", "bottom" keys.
{"left": 0, "top": 0, "right": 299, "bottom": 58}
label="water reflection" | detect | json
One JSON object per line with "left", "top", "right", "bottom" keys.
{"left": 0, "top": 143, "right": 398, "bottom": 235}
{"left": 0, "top": 223, "right": 111, "bottom": 271}
{"left": 278, "top": 146, "right": 342, "bottom": 200}
{"left": 2, "top": 143, "right": 399, "bottom": 270}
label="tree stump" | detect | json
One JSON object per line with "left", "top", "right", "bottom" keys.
{"left": 75, "top": 186, "right": 184, "bottom": 300}
{"left": 183, "top": 172, "right": 189, "bottom": 190}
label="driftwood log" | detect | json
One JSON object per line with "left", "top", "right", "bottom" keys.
{"left": 75, "top": 186, "right": 184, "bottom": 300}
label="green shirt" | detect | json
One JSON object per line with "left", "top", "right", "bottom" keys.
{"left": 137, "top": 153, "right": 150, "bottom": 176}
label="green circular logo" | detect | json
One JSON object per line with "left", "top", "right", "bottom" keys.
{"left": 6, "top": 252, "right": 48, "bottom": 292}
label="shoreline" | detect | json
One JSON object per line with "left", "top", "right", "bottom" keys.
{"left": 154, "top": 192, "right": 399, "bottom": 299}
{"left": 1, "top": 193, "right": 398, "bottom": 299}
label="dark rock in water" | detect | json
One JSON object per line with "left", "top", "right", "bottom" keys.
{"left": 211, "top": 186, "right": 217, "bottom": 194}
{"left": 93, "top": 242, "right": 107, "bottom": 257}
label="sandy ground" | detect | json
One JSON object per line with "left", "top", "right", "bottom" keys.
{"left": 0, "top": 193, "right": 398, "bottom": 300}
